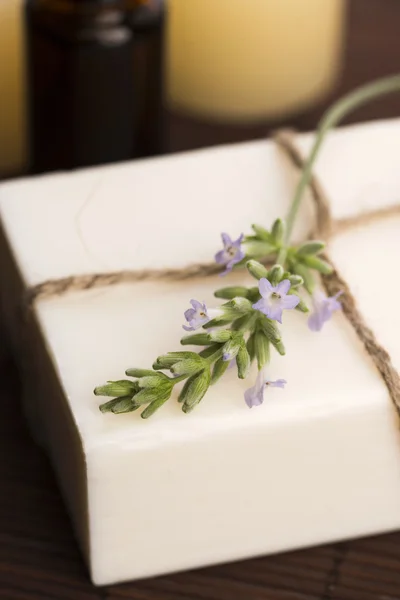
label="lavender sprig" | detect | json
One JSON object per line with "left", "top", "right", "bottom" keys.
{"left": 95, "top": 221, "right": 337, "bottom": 418}
{"left": 96, "top": 74, "right": 400, "bottom": 418}
{"left": 95, "top": 252, "right": 309, "bottom": 418}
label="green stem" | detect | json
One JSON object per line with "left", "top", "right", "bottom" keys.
{"left": 277, "top": 74, "right": 400, "bottom": 266}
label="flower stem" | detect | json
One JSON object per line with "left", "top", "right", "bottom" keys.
{"left": 277, "top": 73, "right": 400, "bottom": 266}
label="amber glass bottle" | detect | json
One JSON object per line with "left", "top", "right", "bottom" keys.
{"left": 25, "top": 0, "right": 165, "bottom": 174}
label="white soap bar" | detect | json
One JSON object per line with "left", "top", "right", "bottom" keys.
{"left": 1, "top": 119, "right": 400, "bottom": 586}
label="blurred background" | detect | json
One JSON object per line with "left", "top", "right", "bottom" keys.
{"left": 0, "top": 0, "right": 399, "bottom": 182}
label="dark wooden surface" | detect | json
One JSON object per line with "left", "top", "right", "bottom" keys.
{"left": 2, "top": 1, "right": 400, "bottom": 598}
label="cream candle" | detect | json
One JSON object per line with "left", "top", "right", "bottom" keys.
{"left": 166, "top": 0, "right": 346, "bottom": 122}
{"left": 0, "top": 0, "right": 26, "bottom": 175}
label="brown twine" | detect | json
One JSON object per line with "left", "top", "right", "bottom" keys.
{"left": 274, "top": 129, "right": 400, "bottom": 417}
{"left": 24, "top": 130, "right": 400, "bottom": 416}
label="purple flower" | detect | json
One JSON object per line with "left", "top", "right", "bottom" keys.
{"left": 215, "top": 232, "right": 245, "bottom": 274}
{"left": 308, "top": 290, "right": 342, "bottom": 332}
{"left": 244, "top": 369, "right": 286, "bottom": 408}
{"left": 183, "top": 299, "right": 209, "bottom": 331}
{"left": 252, "top": 278, "right": 299, "bottom": 324}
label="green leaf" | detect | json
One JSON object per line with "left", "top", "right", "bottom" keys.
{"left": 301, "top": 255, "right": 333, "bottom": 275}
{"left": 246, "top": 260, "right": 269, "bottom": 281}
{"left": 180, "top": 333, "right": 212, "bottom": 346}
{"left": 271, "top": 218, "right": 286, "bottom": 245}
{"left": 236, "top": 344, "right": 251, "bottom": 379}
{"left": 211, "top": 357, "right": 230, "bottom": 385}
{"left": 251, "top": 224, "right": 273, "bottom": 242}
{"left": 94, "top": 380, "right": 138, "bottom": 397}
{"left": 180, "top": 368, "right": 211, "bottom": 412}
{"left": 254, "top": 329, "right": 270, "bottom": 370}
{"left": 296, "top": 240, "right": 326, "bottom": 256}
{"left": 214, "top": 286, "right": 252, "bottom": 300}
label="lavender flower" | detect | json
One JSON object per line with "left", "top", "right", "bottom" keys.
{"left": 183, "top": 299, "right": 210, "bottom": 331}
{"left": 308, "top": 290, "right": 342, "bottom": 332}
{"left": 252, "top": 278, "right": 299, "bottom": 324}
{"left": 183, "top": 300, "right": 222, "bottom": 331}
{"left": 244, "top": 369, "right": 286, "bottom": 408}
{"left": 215, "top": 232, "right": 245, "bottom": 274}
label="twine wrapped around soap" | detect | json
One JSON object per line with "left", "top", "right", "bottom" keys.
{"left": 275, "top": 130, "right": 400, "bottom": 417}
{"left": 24, "top": 130, "right": 400, "bottom": 416}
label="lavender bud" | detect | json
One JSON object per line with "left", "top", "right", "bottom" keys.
{"left": 99, "top": 396, "right": 140, "bottom": 414}
{"left": 214, "top": 286, "right": 252, "bottom": 300}
{"left": 154, "top": 351, "right": 198, "bottom": 369}
{"left": 138, "top": 375, "right": 169, "bottom": 389}
{"left": 94, "top": 379, "right": 138, "bottom": 397}
{"left": 294, "top": 297, "right": 309, "bottom": 313}
{"left": 246, "top": 259, "right": 269, "bottom": 281}
{"left": 236, "top": 345, "right": 251, "bottom": 379}
{"left": 180, "top": 368, "right": 211, "bottom": 412}
{"left": 268, "top": 264, "right": 284, "bottom": 285}
{"left": 222, "top": 332, "right": 244, "bottom": 362}
{"left": 292, "top": 263, "right": 315, "bottom": 294}
{"left": 245, "top": 240, "right": 276, "bottom": 258}
{"left": 251, "top": 223, "right": 273, "bottom": 242}
{"left": 288, "top": 274, "right": 303, "bottom": 288}
{"left": 141, "top": 396, "right": 171, "bottom": 419}
{"left": 246, "top": 332, "right": 256, "bottom": 362}
{"left": 211, "top": 357, "right": 230, "bottom": 385}
{"left": 125, "top": 368, "right": 162, "bottom": 378}
{"left": 199, "top": 344, "right": 223, "bottom": 360}
{"left": 271, "top": 218, "right": 286, "bottom": 245}
{"left": 296, "top": 241, "right": 325, "bottom": 256}
{"left": 209, "top": 329, "right": 232, "bottom": 343}
{"left": 134, "top": 380, "right": 174, "bottom": 406}
{"left": 301, "top": 255, "right": 333, "bottom": 275}
{"left": 254, "top": 330, "right": 270, "bottom": 370}
{"left": 180, "top": 333, "right": 213, "bottom": 346}
{"left": 231, "top": 312, "right": 257, "bottom": 332}
{"left": 170, "top": 357, "right": 205, "bottom": 376}
{"left": 258, "top": 316, "right": 281, "bottom": 344}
